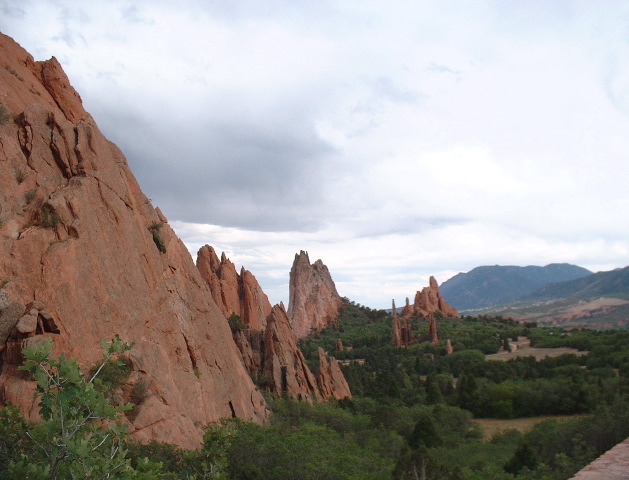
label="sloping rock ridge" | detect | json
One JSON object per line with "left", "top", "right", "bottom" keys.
{"left": 287, "top": 250, "right": 345, "bottom": 339}
{"left": 0, "top": 34, "right": 268, "bottom": 449}
{"left": 197, "top": 247, "right": 351, "bottom": 401}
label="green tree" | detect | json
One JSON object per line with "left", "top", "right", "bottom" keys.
{"left": 4, "top": 335, "right": 161, "bottom": 479}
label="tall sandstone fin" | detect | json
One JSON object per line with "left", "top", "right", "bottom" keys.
{"left": 287, "top": 251, "right": 344, "bottom": 339}
{"left": 197, "top": 247, "right": 350, "bottom": 401}
{"left": 0, "top": 34, "right": 267, "bottom": 449}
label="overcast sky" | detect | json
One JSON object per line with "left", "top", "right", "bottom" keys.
{"left": 3, "top": 1, "right": 629, "bottom": 308}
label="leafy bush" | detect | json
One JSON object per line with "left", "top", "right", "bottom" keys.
{"left": 1, "top": 335, "right": 162, "bottom": 478}
{"left": 148, "top": 221, "right": 166, "bottom": 253}
{"left": 14, "top": 168, "right": 26, "bottom": 184}
{"left": 228, "top": 313, "right": 246, "bottom": 333}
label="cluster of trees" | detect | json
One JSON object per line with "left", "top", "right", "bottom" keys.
{"left": 2, "top": 304, "right": 629, "bottom": 479}
{"left": 301, "top": 304, "right": 629, "bottom": 419}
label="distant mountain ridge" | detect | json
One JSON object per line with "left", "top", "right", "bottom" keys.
{"left": 527, "top": 266, "right": 629, "bottom": 301}
{"left": 440, "top": 263, "right": 592, "bottom": 310}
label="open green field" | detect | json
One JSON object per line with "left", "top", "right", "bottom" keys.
{"left": 473, "top": 415, "right": 584, "bottom": 441}
{"left": 485, "top": 346, "right": 588, "bottom": 361}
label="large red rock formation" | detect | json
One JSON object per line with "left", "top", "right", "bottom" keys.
{"left": 197, "top": 248, "right": 350, "bottom": 401}
{"left": 0, "top": 34, "right": 267, "bottom": 449}
{"left": 406, "top": 276, "right": 459, "bottom": 318}
{"left": 287, "top": 251, "right": 344, "bottom": 339}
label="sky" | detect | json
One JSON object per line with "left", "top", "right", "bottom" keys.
{"left": 2, "top": 1, "right": 629, "bottom": 308}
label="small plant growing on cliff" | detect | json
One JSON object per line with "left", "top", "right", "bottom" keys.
{"left": 0, "top": 104, "right": 11, "bottom": 124}
{"left": 14, "top": 168, "right": 26, "bottom": 184}
{"left": 25, "top": 188, "right": 37, "bottom": 204}
{"left": 148, "top": 221, "right": 166, "bottom": 253}
{"left": 35, "top": 202, "right": 61, "bottom": 229}
{"left": 228, "top": 313, "right": 246, "bottom": 333}
{"left": 4, "top": 335, "right": 162, "bottom": 478}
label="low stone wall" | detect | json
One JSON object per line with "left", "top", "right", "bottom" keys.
{"left": 569, "top": 437, "right": 629, "bottom": 479}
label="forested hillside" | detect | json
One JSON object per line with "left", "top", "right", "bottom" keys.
{"left": 527, "top": 265, "right": 629, "bottom": 300}
{"left": 440, "top": 264, "right": 592, "bottom": 310}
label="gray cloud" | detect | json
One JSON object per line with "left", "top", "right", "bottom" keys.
{"left": 95, "top": 104, "right": 337, "bottom": 231}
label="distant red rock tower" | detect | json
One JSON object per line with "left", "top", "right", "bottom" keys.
{"left": 392, "top": 276, "right": 458, "bottom": 347}
{"left": 407, "top": 276, "right": 459, "bottom": 318}
{"left": 428, "top": 313, "right": 439, "bottom": 344}
{"left": 391, "top": 299, "right": 415, "bottom": 347}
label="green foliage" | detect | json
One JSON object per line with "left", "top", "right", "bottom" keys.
{"left": 25, "top": 188, "right": 37, "bottom": 204}
{"left": 227, "top": 421, "right": 391, "bottom": 480}
{"left": 0, "top": 335, "right": 161, "bottom": 479}
{"left": 148, "top": 221, "right": 167, "bottom": 253}
{"left": 90, "top": 356, "right": 132, "bottom": 390}
{"left": 227, "top": 313, "right": 246, "bottom": 333}
{"left": 15, "top": 168, "right": 26, "bottom": 184}
{"left": 40, "top": 203, "right": 61, "bottom": 229}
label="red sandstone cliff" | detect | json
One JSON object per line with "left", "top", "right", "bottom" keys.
{"left": 196, "top": 247, "right": 350, "bottom": 401}
{"left": 197, "top": 245, "right": 272, "bottom": 331}
{"left": 287, "top": 251, "right": 344, "bottom": 339}
{"left": 0, "top": 34, "right": 267, "bottom": 448}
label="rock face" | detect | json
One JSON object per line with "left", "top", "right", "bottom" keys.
{"left": 197, "top": 245, "right": 272, "bottom": 331}
{"left": 197, "top": 248, "right": 350, "bottom": 401}
{"left": 263, "top": 304, "right": 321, "bottom": 401}
{"left": 287, "top": 251, "right": 344, "bottom": 339}
{"left": 0, "top": 34, "right": 267, "bottom": 449}
{"left": 316, "top": 347, "right": 352, "bottom": 400}
{"left": 407, "top": 276, "right": 459, "bottom": 318}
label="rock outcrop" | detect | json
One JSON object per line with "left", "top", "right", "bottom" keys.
{"left": 391, "top": 299, "right": 415, "bottom": 347}
{"left": 287, "top": 251, "right": 344, "bottom": 339}
{"left": 416, "top": 276, "right": 459, "bottom": 317}
{"left": 197, "top": 248, "right": 351, "bottom": 401}
{"left": 196, "top": 245, "right": 272, "bottom": 330}
{"left": 0, "top": 34, "right": 267, "bottom": 449}
{"left": 316, "top": 347, "right": 352, "bottom": 400}
{"left": 262, "top": 304, "right": 321, "bottom": 401}
{"left": 428, "top": 313, "right": 439, "bottom": 344}
{"left": 404, "top": 276, "right": 459, "bottom": 318}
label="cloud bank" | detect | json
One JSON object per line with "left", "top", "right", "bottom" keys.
{"left": 2, "top": 0, "right": 628, "bottom": 307}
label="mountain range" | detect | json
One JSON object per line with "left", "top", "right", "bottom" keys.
{"left": 440, "top": 263, "right": 592, "bottom": 310}
{"left": 441, "top": 264, "right": 629, "bottom": 329}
